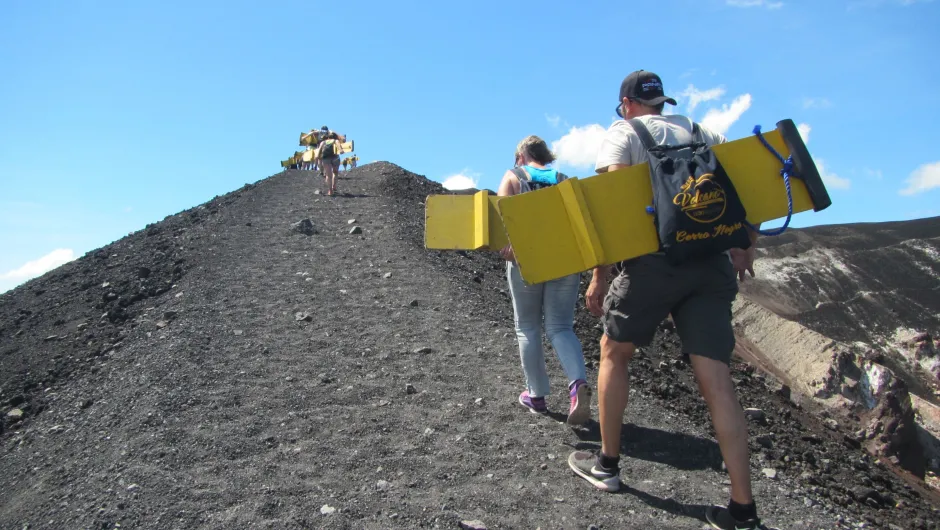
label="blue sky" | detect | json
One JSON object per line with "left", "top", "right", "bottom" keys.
{"left": 2, "top": 0, "right": 939, "bottom": 293}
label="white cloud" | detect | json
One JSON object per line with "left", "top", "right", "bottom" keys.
{"left": 680, "top": 85, "right": 726, "bottom": 115}
{"left": 816, "top": 159, "right": 851, "bottom": 190}
{"left": 441, "top": 173, "right": 479, "bottom": 190}
{"left": 802, "top": 97, "right": 832, "bottom": 109}
{"left": 700, "top": 94, "right": 753, "bottom": 135}
{"left": 0, "top": 248, "right": 76, "bottom": 288}
{"left": 545, "top": 114, "right": 561, "bottom": 128}
{"left": 551, "top": 124, "right": 609, "bottom": 170}
{"left": 899, "top": 161, "right": 940, "bottom": 196}
{"left": 726, "top": 0, "right": 784, "bottom": 8}
{"left": 864, "top": 167, "right": 883, "bottom": 180}
{"left": 797, "top": 123, "right": 811, "bottom": 145}
{"left": 793, "top": 125, "right": 850, "bottom": 191}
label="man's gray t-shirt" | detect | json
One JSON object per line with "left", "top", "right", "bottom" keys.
{"left": 594, "top": 114, "right": 727, "bottom": 173}
{"left": 594, "top": 114, "right": 732, "bottom": 259}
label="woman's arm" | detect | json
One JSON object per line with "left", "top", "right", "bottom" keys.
{"left": 497, "top": 169, "right": 521, "bottom": 197}
{"left": 496, "top": 169, "right": 521, "bottom": 261}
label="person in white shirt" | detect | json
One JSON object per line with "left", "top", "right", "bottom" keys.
{"left": 566, "top": 70, "right": 766, "bottom": 530}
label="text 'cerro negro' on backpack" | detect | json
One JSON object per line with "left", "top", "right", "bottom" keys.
{"left": 628, "top": 118, "right": 752, "bottom": 265}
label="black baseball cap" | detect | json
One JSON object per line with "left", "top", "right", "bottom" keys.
{"left": 616, "top": 70, "right": 677, "bottom": 116}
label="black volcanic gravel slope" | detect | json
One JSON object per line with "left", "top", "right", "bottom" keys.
{"left": 1, "top": 163, "right": 938, "bottom": 529}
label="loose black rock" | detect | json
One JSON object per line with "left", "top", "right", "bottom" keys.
{"left": 290, "top": 218, "right": 317, "bottom": 236}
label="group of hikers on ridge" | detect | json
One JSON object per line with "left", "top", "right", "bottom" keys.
{"left": 497, "top": 70, "right": 769, "bottom": 530}
{"left": 294, "top": 125, "right": 358, "bottom": 196}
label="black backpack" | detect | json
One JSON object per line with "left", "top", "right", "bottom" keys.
{"left": 628, "top": 118, "right": 751, "bottom": 265}
{"left": 321, "top": 139, "right": 336, "bottom": 158}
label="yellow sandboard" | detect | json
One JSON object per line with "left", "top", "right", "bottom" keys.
{"left": 281, "top": 150, "right": 306, "bottom": 168}
{"left": 300, "top": 131, "right": 352, "bottom": 149}
{"left": 424, "top": 119, "right": 830, "bottom": 284}
{"left": 300, "top": 131, "right": 320, "bottom": 147}
{"left": 425, "top": 192, "right": 508, "bottom": 250}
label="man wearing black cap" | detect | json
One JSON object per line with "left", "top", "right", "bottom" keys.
{"left": 567, "top": 70, "right": 766, "bottom": 530}
{"left": 596, "top": 70, "right": 728, "bottom": 175}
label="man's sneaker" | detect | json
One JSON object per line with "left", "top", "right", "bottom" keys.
{"left": 518, "top": 391, "right": 548, "bottom": 414}
{"left": 705, "top": 505, "right": 768, "bottom": 530}
{"left": 567, "top": 450, "right": 621, "bottom": 492}
{"left": 567, "top": 379, "right": 591, "bottom": 426}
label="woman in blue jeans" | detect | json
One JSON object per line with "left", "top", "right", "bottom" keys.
{"left": 497, "top": 135, "right": 591, "bottom": 426}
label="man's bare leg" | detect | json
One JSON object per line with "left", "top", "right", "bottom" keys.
{"left": 598, "top": 334, "right": 636, "bottom": 458}
{"left": 690, "top": 354, "right": 753, "bottom": 504}
{"left": 568, "top": 332, "right": 637, "bottom": 492}
{"left": 324, "top": 164, "right": 335, "bottom": 194}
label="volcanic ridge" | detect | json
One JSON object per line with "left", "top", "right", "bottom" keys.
{"left": 1, "top": 163, "right": 939, "bottom": 529}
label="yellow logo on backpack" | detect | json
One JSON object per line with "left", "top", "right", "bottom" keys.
{"left": 672, "top": 174, "right": 727, "bottom": 224}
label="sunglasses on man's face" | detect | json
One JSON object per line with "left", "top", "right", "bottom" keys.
{"left": 615, "top": 98, "right": 634, "bottom": 118}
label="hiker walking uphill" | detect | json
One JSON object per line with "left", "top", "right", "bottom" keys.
{"left": 497, "top": 135, "right": 591, "bottom": 427}
{"left": 281, "top": 125, "right": 355, "bottom": 176}
{"left": 301, "top": 145, "right": 316, "bottom": 171}
{"left": 565, "top": 70, "right": 768, "bottom": 530}
{"left": 317, "top": 132, "right": 342, "bottom": 196}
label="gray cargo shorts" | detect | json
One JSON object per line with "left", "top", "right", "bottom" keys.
{"left": 602, "top": 252, "right": 739, "bottom": 364}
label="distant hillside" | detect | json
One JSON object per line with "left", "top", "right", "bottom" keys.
{"left": 732, "top": 215, "right": 940, "bottom": 488}
{"left": 744, "top": 216, "right": 940, "bottom": 344}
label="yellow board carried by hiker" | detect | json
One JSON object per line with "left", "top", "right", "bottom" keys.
{"left": 424, "top": 119, "right": 831, "bottom": 285}
{"left": 283, "top": 128, "right": 355, "bottom": 170}
{"left": 299, "top": 127, "right": 352, "bottom": 148}
{"left": 281, "top": 150, "right": 304, "bottom": 169}
{"left": 299, "top": 130, "right": 320, "bottom": 147}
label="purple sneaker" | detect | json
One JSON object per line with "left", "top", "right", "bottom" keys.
{"left": 518, "top": 391, "right": 548, "bottom": 414}
{"left": 567, "top": 379, "right": 591, "bottom": 426}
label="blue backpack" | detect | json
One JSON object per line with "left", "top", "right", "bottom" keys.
{"left": 510, "top": 166, "right": 567, "bottom": 193}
